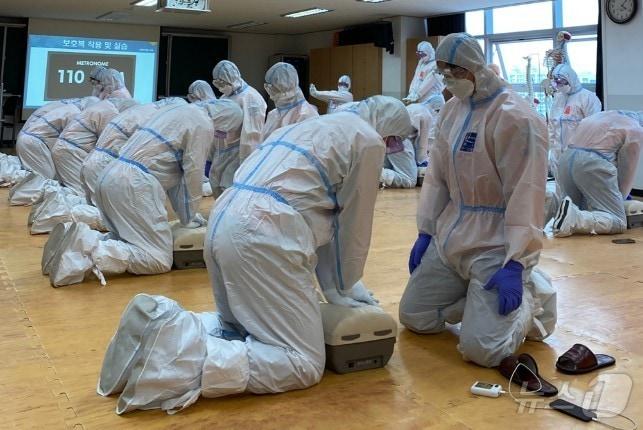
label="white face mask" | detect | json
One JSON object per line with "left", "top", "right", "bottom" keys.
{"left": 445, "top": 77, "right": 474, "bottom": 100}
{"left": 557, "top": 84, "right": 571, "bottom": 94}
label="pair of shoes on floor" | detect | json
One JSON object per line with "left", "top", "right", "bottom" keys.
{"left": 498, "top": 344, "right": 616, "bottom": 397}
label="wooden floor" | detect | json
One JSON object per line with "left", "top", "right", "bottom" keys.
{"left": 1, "top": 186, "right": 642, "bottom": 429}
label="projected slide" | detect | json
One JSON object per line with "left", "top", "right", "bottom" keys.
{"left": 24, "top": 34, "right": 158, "bottom": 109}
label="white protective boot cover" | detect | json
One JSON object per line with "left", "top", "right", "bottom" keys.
{"left": 48, "top": 222, "right": 104, "bottom": 287}
{"left": 0, "top": 154, "right": 23, "bottom": 186}
{"left": 9, "top": 172, "right": 56, "bottom": 206}
{"left": 31, "top": 189, "right": 85, "bottom": 234}
{"left": 98, "top": 294, "right": 183, "bottom": 396}
{"left": 116, "top": 309, "right": 209, "bottom": 415}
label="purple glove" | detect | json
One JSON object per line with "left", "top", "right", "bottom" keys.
{"left": 483, "top": 260, "right": 524, "bottom": 316}
{"left": 408, "top": 233, "right": 431, "bottom": 274}
{"left": 204, "top": 160, "right": 212, "bottom": 178}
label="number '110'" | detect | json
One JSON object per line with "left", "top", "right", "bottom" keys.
{"left": 57, "top": 69, "right": 85, "bottom": 84}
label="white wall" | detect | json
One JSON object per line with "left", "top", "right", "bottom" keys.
{"left": 601, "top": 8, "right": 643, "bottom": 188}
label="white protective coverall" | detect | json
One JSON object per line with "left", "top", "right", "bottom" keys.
{"left": 548, "top": 63, "right": 602, "bottom": 178}
{"left": 554, "top": 110, "right": 643, "bottom": 236}
{"left": 97, "top": 96, "right": 413, "bottom": 414}
{"left": 262, "top": 62, "right": 319, "bottom": 142}
{"left": 309, "top": 75, "right": 353, "bottom": 114}
{"left": 212, "top": 60, "right": 267, "bottom": 162}
{"left": 99, "top": 68, "right": 133, "bottom": 100}
{"left": 398, "top": 33, "right": 556, "bottom": 368}
{"left": 81, "top": 98, "right": 187, "bottom": 205}
{"left": 187, "top": 80, "right": 216, "bottom": 103}
{"left": 404, "top": 41, "right": 446, "bottom": 105}
{"left": 16, "top": 98, "right": 98, "bottom": 179}
{"left": 48, "top": 100, "right": 243, "bottom": 287}
{"left": 51, "top": 98, "right": 137, "bottom": 195}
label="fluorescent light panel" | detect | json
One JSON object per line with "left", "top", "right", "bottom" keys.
{"left": 132, "top": 0, "right": 157, "bottom": 7}
{"left": 227, "top": 21, "right": 268, "bottom": 29}
{"left": 282, "top": 8, "right": 331, "bottom": 18}
{"left": 356, "top": 0, "right": 391, "bottom": 3}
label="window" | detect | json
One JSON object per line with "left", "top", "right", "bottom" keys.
{"left": 492, "top": 1, "right": 553, "bottom": 33}
{"left": 465, "top": 10, "right": 485, "bottom": 36}
{"left": 563, "top": 0, "right": 599, "bottom": 27}
{"left": 491, "top": 39, "right": 553, "bottom": 116}
{"left": 462, "top": 0, "right": 598, "bottom": 117}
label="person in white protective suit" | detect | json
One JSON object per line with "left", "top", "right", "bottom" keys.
{"left": 553, "top": 110, "right": 643, "bottom": 237}
{"left": 403, "top": 41, "right": 446, "bottom": 106}
{"left": 548, "top": 63, "right": 602, "bottom": 178}
{"left": 81, "top": 98, "right": 188, "bottom": 205}
{"left": 380, "top": 104, "right": 429, "bottom": 189}
{"left": 398, "top": 33, "right": 556, "bottom": 368}
{"left": 51, "top": 98, "right": 138, "bottom": 195}
{"left": 89, "top": 65, "right": 108, "bottom": 98}
{"left": 96, "top": 96, "right": 414, "bottom": 414}
{"left": 211, "top": 60, "right": 267, "bottom": 162}
{"left": 16, "top": 97, "right": 99, "bottom": 180}
{"left": 187, "top": 80, "right": 216, "bottom": 103}
{"left": 98, "top": 68, "right": 133, "bottom": 100}
{"left": 309, "top": 75, "right": 353, "bottom": 114}
{"left": 47, "top": 100, "right": 243, "bottom": 287}
{"left": 262, "top": 62, "right": 318, "bottom": 141}
{"left": 545, "top": 64, "right": 602, "bottom": 223}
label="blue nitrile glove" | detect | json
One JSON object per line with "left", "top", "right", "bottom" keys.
{"left": 483, "top": 260, "right": 524, "bottom": 316}
{"left": 204, "top": 160, "right": 212, "bottom": 178}
{"left": 408, "top": 233, "right": 432, "bottom": 274}
{"left": 626, "top": 194, "right": 633, "bottom": 201}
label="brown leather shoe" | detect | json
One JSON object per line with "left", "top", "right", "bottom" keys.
{"left": 498, "top": 353, "right": 558, "bottom": 397}
{"left": 556, "top": 344, "right": 615, "bottom": 375}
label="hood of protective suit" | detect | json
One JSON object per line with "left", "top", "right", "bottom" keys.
{"left": 188, "top": 80, "right": 216, "bottom": 102}
{"left": 78, "top": 96, "right": 101, "bottom": 110}
{"left": 338, "top": 75, "right": 352, "bottom": 91}
{"left": 406, "top": 103, "right": 431, "bottom": 138}
{"left": 618, "top": 110, "right": 643, "bottom": 127}
{"left": 199, "top": 99, "right": 243, "bottom": 135}
{"left": 552, "top": 64, "right": 582, "bottom": 94}
{"left": 356, "top": 96, "right": 415, "bottom": 139}
{"left": 436, "top": 32, "right": 504, "bottom": 102}
{"left": 417, "top": 41, "right": 435, "bottom": 64}
{"left": 101, "top": 69, "right": 128, "bottom": 97}
{"left": 154, "top": 97, "right": 188, "bottom": 109}
{"left": 265, "top": 62, "right": 305, "bottom": 108}
{"left": 109, "top": 98, "right": 138, "bottom": 113}
{"left": 90, "top": 65, "right": 107, "bottom": 81}
{"left": 212, "top": 60, "right": 243, "bottom": 91}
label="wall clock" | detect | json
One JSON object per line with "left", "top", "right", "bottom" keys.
{"left": 606, "top": 0, "right": 638, "bottom": 24}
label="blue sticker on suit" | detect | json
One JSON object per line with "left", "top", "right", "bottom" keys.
{"left": 460, "top": 132, "right": 477, "bottom": 152}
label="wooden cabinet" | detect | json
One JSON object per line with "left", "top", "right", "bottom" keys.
{"left": 309, "top": 43, "right": 382, "bottom": 113}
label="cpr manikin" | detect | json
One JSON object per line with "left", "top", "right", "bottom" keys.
{"left": 80, "top": 98, "right": 188, "bottom": 205}
{"left": 96, "top": 96, "right": 413, "bottom": 414}
{"left": 46, "top": 100, "right": 243, "bottom": 287}
{"left": 16, "top": 97, "right": 99, "bottom": 180}
{"left": 553, "top": 111, "right": 643, "bottom": 237}
{"left": 51, "top": 98, "right": 137, "bottom": 195}
{"left": 403, "top": 41, "right": 446, "bottom": 106}
{"left": 211, "top": 60, "right": 267, "bottom": 162}
{"left": 398, "top": 33, "right": 556, "bottom": 368}
{"left": 309, "top": 75, "right": 353, "bottom": 114}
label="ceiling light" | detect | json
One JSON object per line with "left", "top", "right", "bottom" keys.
{"left": 356, "top": 0, "right": 391, "bottom": 3}
{"left": 282, "top": 8, "right": 332, "bottom": 18}
{"left": 132, "top": 0, "right": 157, "bottom": 7}
{"left": 227, "top": 21, "right": 268, "bottom": 30}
